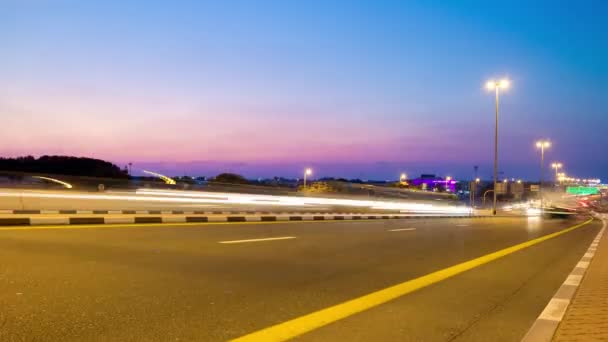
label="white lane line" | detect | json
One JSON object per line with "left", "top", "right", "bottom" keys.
{"left": 219, "top": 236, "right": 296, "bottom": 244}
{"left": 388, "top": 228, "right": 416, "bottom": 232}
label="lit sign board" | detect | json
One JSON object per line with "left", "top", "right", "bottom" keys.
{"left": 566, "top": 186, "right": 599, "bottom": 196}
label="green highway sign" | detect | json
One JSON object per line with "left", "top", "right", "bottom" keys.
{"left": 566, "top": 186, "right": 599, "bottom": 196}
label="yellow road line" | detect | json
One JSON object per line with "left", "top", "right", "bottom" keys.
{"left": 231, "top": 218, "right": 595, "bottom": 342}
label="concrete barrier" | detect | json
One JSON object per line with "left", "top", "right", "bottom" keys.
{"left": 0, "top": 212, "right": 485, "bottom": 227}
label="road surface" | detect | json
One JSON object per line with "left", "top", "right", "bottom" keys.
{"left": 0, "top": 216, "right": 599, "bottom": 341}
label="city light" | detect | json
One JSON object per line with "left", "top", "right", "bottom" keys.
{"left": 485, "top": 78, "right": 510, "bottom": 90}
{"left": 475, "top": 178, "right": 480, "bottom": 183}
{"left": 536, "top": 140, "right": 551, "bottom": 148}
{"left": 551, "top": 162, "right": 563, "bottom": 183}
{"left": 303, "top": 168, "right": 313, "bottom": 187}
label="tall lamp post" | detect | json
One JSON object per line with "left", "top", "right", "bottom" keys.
{"left": 557, "top": 172, "right": 565, "bottom": 185}
{"left": 303, "top": 168, "right": 312, "bottom": 188}
{"left": 471, "top": 178, "right": 480, "bottom": 208}
{"left": 486, "top": 78, "right": 510, "bottom": 215}
{"left": 536, "top": 140, "right": 551, "bottom": 210}
{"left": 551, "top": 162, "right": 562, "bottom": 187}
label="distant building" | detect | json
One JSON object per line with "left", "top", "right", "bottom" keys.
{"left": 409, "top": 174, "right": 456, "bottom": 192}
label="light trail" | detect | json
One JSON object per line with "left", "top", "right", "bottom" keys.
{"left": 135, "top": 189, "right": 471, "bottom": 214}
{"left": 0, "top": 188, "right": 471, "bottom": 215}
{"left": 31, "top": 176, "right": 73, "bottom": 189}
{"left": 142, "top": 170, "right": 177, "bottom": 185}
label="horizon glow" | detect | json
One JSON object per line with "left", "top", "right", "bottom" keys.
{"left": 1, "top": 1, "right": 607, "bottom": 180}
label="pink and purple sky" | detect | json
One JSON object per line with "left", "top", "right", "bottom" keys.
{"left": 1, "top": 1, "right": 606, "bottom": 180}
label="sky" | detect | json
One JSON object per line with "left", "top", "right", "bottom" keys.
{"left": 1, "top": 0, "right": 607, "bottom": 180}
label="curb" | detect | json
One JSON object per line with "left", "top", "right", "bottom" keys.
{"left": 522, "top": 216, "right": 606, "bottom": 342}
{"left": 0, "top": 209, "right": 271, "bottom": 215}
{"left": 0, "top": 213, "right": 484, "bottom": 227}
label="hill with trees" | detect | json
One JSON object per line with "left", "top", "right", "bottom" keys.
{"left": 0, "top": 156, "right": 128, "bottom": 178}
{"left": 211, "top": 173, "right": 249, "bottom": 184}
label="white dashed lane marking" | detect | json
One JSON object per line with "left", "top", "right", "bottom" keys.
{"left": 219, "top": 236, "right": 296, "bottom": 244}
{"left": 388, "top": 228, "right": 417, "bottom": 232}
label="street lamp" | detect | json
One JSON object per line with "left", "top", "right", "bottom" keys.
{"left": 470, "top": 178, "right": 481, "bottom": 208}
{"left": 303, "top": 168, "right": 312, "bottom": 188}
{"left": 486, "top": 78, "right": 510, "bottom": 215}
{"left": 536, "top": 140, "right": 551, "bottom": 210}
{"left": 400, "top": 173, "right": 407, "bottom": 182}
{"left": 551, "top": 162, "right": 562, "bottom": 185}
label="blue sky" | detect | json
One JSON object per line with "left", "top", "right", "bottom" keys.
{"left": 1, "top": 0, "right": 606, "bottom": 180}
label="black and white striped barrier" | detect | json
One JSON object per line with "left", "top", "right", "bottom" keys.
{"left": 0, "top": 209, "right": 269, "bottom": 215}
{"left": 0, "top": 213, "right": 482, "bottom": 226}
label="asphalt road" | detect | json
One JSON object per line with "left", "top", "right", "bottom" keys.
{"left": 0, "top": 216, "right": 600, "bottom": 341}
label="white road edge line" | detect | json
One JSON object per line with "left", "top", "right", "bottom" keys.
{"left": 219, "top": 236, "right": 297, "bottom": 244}
{"left": 388, "top": 228, "right": 416, "bottom": 232}
{"left": 522, "top": 215, "right": 606, "bottom": 342}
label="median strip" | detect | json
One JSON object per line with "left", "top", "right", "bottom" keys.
{"left": 230, "top": 218, "right": 594, "bottom": 342}
{"left": 0, "top": 213, "right": 481, "bottom": 228}
{"left": 219, "top": 236, "right": 296, "bottom": 244}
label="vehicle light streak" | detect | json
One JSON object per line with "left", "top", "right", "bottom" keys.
{"left": 31, "top": 176, "right": 73, "bottom": 189}
{"left": 0, "top": 189, "right": 471, "bottom": 215}
{"left": 142, "top": 170, "right": 177, "bottom": 185}
{"left": 135, "top": 189, "right": 471, "bottom": 214}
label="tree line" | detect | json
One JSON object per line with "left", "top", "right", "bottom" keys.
{"left": 0, "top": 156, "right": 128, "bottom": 178}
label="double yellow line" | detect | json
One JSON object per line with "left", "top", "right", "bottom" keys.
{"left": 231, "top": 218, "right": 595, "bottom": 341}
